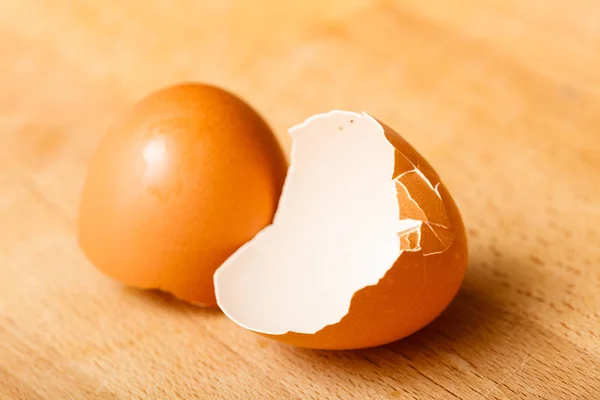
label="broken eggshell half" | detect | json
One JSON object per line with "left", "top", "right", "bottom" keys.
{"left": 214, "top": 110, "right": 468, "bottom": 350}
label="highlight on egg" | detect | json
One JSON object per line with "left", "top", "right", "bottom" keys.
{"left": 214, "top": 110, "right": 468, "bottom": 350}
{"left": 77, "top": 83, "right": 287, "bottom": 307}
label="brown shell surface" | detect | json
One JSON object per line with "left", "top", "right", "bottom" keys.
{"left": 77, "top": 83, "right": 288, "bottom": 306}
{"left": 262, "top": 120, "right": 468, "bottom": 349}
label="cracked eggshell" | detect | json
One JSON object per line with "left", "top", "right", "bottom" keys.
{"left": 77, "top": 83, "right": 287, "bottom": 306}
{"left": 214, "top": 110, "right": 468, "bottom": 349}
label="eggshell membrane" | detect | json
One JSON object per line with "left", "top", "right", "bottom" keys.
{"left": 78, "top": 83, "right": 287, "bottom": 306}
{"left": 214, "top": 111, "right": 468, "bottom": 349}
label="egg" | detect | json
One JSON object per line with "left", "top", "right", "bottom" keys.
{"left": 214, "top": 110, "right": 468, "bottom": 349}
{"left": 78, "top": 83, "right": 287, "bottom": 306}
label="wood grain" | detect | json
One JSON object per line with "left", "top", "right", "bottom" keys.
{"left": 1, "top": 1, "right": 599, "bottom": 398}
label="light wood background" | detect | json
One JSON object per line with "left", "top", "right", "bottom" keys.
{"left": 1, "top": 1, "right": 599, "bottom": 399}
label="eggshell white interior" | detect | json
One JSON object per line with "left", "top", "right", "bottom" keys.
{"left": 214, "top": 110, "right": 421, "bottom": 335}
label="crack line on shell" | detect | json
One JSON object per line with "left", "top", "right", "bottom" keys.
{"left": 398, "top": 224, "right": 423, "bottom": 252}
{"left": 394, "top": 149, "right": 419, "bottom": 174}
{"left": 426, "top": 223, "right": 447, "bottom": 248}
{"left": 396, "top": 176, "right": 451, "bottom": 255}
{"left": 396, "top": 179, "right": 428, "bottom": 221}
{"left": 427, "top": 221, "right": 451, "bottom": 229}
{"left": 393, "top": 151, "right": 442, "bottom": 200}
{"left": 423, "top": 248, "right": 448, "bottom": 256}
{"left": 413, "top": 167, "right": 442, "bottom": 200}
{"left": 413, "top": 226, "right": 423, "bottom": 251}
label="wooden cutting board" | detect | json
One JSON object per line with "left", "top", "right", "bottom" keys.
{"left": 1, "top": 1, "right": 599, "bottom": 398}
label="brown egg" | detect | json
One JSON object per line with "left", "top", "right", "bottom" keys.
{"left": 78, "top": 83, "right": 287, "bottom": 306}
{"left": 214, "top": 111, "right": 468, "bottom": 349}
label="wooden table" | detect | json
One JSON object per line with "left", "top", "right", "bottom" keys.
{"left": 1, "top": 1, "right": 599, "bottom": 398}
